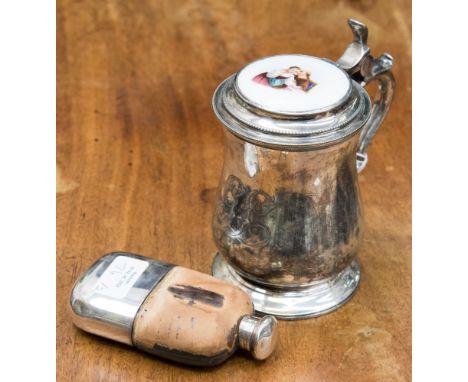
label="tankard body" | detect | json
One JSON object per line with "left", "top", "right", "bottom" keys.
{"left": 211, "top": 20, "right": 395, "bottom": 319}
{"left": 213, "top": 131, "right": 362, "bottom": 287}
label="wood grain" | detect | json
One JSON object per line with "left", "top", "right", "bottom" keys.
{"left": 57, "top": 0, "right": 411, "bottom": 381}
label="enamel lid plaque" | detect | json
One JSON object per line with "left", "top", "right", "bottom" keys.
{"left": 213, "top": 53, "right": 373, "bottom": 149}
{"left": 235, "top": 54, "right": 352, "bottom": 115}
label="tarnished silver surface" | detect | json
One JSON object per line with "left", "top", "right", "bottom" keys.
{"left": 69, "top": 252, "right": 173, "bottom": 345}
{"left": 213, "top": 254, "right": 360, "bottom": 319}
{"left": 211, "top": 19, "right": 394, "bottom": 319}
{"left": 213, "top": 131, "right": 363, "bottom": 288}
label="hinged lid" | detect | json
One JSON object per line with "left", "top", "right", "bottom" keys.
{"left": 213, "top": 53, "right": 371, "bottom": 149}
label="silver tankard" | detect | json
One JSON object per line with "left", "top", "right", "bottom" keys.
{"left": 211, "top": 19, "right": 395, "bottom": 319}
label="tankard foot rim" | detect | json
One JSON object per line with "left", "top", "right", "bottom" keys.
{"left": 211, "top": 254, "right": 360, "bottom": 320}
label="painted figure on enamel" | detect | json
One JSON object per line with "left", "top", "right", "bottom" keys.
{"left": 252, "top": 66, "right": 317, "bottom": 92}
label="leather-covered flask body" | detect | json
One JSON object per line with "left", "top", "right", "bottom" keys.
{"left": 70, "top": 252, "right": 277, "bottom": 366}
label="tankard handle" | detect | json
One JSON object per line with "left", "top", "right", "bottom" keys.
{"left": 337, "top": 19, "right": 395, "bottom": 173}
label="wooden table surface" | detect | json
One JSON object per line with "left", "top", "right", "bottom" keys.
{"left": 57, "top": 1, "right": 411, "bottom": 381}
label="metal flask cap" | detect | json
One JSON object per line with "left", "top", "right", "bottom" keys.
{"left": 238, "top": 315, "right": 278, "bottom": 360}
